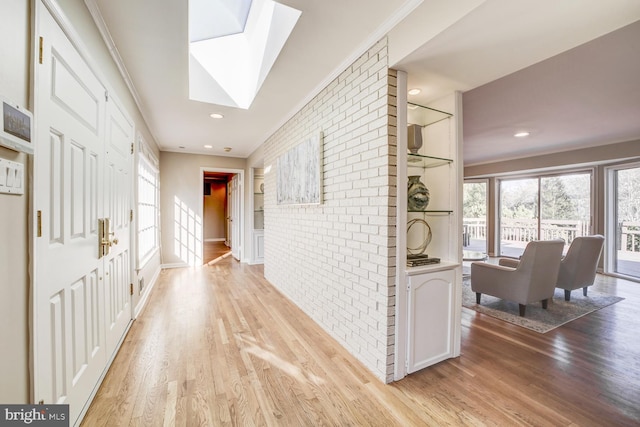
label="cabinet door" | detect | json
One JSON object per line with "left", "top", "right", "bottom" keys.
{"left": 407, "top": 269, "right": 454, "bottom": 373}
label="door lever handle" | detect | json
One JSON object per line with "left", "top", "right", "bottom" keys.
{"left": 98, "top": 218, "right": 118, "bottom": 257}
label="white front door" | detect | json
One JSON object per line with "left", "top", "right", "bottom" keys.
{"left": 33, "top": 3, "right": 132, "bottom": 424}
{"left": 103, "top": 95, "right": 134, "bottom": 353}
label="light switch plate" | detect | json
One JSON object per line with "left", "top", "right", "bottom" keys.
{"left": 0, "top": 158, "right": 25, "bottom": 195}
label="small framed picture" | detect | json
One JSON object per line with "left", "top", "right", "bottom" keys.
{"left": 0, "top": 96, "right": 34, "bottom": 154}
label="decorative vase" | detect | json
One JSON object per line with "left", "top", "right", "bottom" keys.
{"left": 407, "top": 124, "right": 423, "bottom": 154}
{"left": 408, "top": 175, "right": 430, "bottom": 211}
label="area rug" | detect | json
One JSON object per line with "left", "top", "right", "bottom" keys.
{"left": 462, "top": 278, "right": 624, "bottom": 333}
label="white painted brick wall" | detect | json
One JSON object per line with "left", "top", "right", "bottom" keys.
{"left": 263, "top": 38, "right": 398, "bottom": 382}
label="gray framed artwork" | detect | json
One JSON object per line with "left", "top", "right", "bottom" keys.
{"left": 276, "top": 132, "right": 323, "bottom": 205}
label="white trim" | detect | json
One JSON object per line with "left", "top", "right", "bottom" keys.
{"left": 394, "top": 70, "right": 408, "bottom": 381}
{"left": 162, "top": 262, "right": 190, "bottom": 269}
{"left": 205, "top": 238, "right": 226, "bottom": 242}
{"left": 200, "top": 167, "right": 245, "bottom": 265}
{"left": 137, "top": 246, "right": 160, "bottom": 273}
{"left": 603, "top": 161, "right": 640, "bottom": 279}
{"left": 136, "top": 132, "right": 159, "bottom": 167}
{"left": 134, "top": 264, "right": 161, "bottom": 318}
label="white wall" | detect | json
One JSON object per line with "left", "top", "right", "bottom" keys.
{"left": 263, "top": 38, "right": 398, "bottom": 382}
{"left": 0, "top": 0, "right": 30, "bottom": 403}
{"left": 160, "top": 152, "right": 247, "bottom": 266}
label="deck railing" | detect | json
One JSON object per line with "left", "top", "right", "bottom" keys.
{"left": 463, "top": 218, "right": 640, "bottom": 254}
{"left": 619, "top": 221, "right": 640, "bottom": 252}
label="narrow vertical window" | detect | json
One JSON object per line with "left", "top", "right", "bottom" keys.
{"left": 137, "top": 155, "right": 159, "bottom": 266}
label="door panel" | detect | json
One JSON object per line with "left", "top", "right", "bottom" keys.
{"left": 231, "top": 175, "right": 240, "bottom": 260}
{"left": 407, "top": 270, "right": 454, "bottom": 373}
{"left": 36, "top": 7, "right": 106, "bottom": 416}
{"left": 104, "top": 97, "right": 133, "bottom": 353}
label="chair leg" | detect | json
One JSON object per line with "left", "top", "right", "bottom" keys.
{"left": 542, "top": 299, "right": 548, "bottom": 309}
{"left": 476, "top": 293, "right": 481, "bottom": 304}
{"left": 583, "top": 287, "right": 588, "bottom": 297}
{"left": 564, "top": 290, "right": 571, "bottom": 301}
{"left": 519, "top": 304, "right": 526, "bottom": 317}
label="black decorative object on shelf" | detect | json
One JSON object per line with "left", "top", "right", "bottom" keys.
{"left": 407, "top": 254, "right": 440, "bottom": 267}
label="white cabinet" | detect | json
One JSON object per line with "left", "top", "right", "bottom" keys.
{"left": 253, "top": 230, "right": 265, "bottom": 262}
{"left": 406, "top": 268, "right": 456, "bottom": 373}
{"left": 251, "top": 168, "right": 264, "bottom": 264}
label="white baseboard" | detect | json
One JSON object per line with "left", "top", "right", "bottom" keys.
{"left": 162, "top": 262, "right": 189, "bottom": 269}
{"left": 134, "top": 265, "right": 161, "bottom": 318}
{"left": 205, "top": 238, "right": 226, "bottom": 242}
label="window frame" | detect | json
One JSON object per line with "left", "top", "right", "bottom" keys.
{"left": 136, "top": 151, "right": 160, "bottom": 269}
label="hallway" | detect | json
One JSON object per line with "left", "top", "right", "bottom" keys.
{"left": 81, "top": 257, "right": 640, "bottom": 426}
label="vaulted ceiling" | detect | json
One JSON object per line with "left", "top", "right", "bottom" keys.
{"left": 86, "top": 0, "right": 640, "bottom": 165}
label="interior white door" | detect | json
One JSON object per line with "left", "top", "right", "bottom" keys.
{"left": 226, "top": 181, "right": 232, "bottom": 247}
{"left": 230, "top": 175, "right": 241, "bottom": 260}
{"left": 34, "top": 3, "right": 132, "bottom": 425}
{"left": 103, "top": 97, "right": 134, "bottom": 353}
{"left": 34, "top": 5, "right": 107, "bottom": 420}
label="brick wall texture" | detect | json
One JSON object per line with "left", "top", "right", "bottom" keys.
{"left": 263, "top": 38, "right": 398, "bottom": 382}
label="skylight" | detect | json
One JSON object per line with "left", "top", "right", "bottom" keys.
{"left": 188, "top": 0, "right": 301, "bottom": 109}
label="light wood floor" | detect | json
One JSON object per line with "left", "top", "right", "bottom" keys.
{"left": 203, "top": 241, "right": 231, "bottom": 265}
{"left": 81, "top": 257, "right": 640, "bottom": 426}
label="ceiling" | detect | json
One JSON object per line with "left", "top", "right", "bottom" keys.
{"left": 86, "top": 0, "right": 640, "bottom": 165}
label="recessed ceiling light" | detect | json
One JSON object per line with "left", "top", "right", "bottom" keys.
{"left": 204, "top": 145, "right": 213, "bottom": 149}
{"left": 514, "top": 131, "right": 530, "bottom": 138}
{"left": 223, "top": 147, "right": 232, "bottom": 152}
{"left": 178, "top": 145, "right": 186, "bottom": 149}
{"left": 210, "top": 113, "right": 224, "bottom": 119}
{"left": 408, "top": 88, "right": 421, "bottom": 96}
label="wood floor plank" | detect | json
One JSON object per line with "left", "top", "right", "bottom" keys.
{"left": 81, "top": 243, "right": 640, "bottom": 426}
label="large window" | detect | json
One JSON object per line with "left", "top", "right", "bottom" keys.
{"left": 137, "top": 155, "right": 159, "bottom": 266}
{"left": 499, "top": 171, "right": 592, "bottom": 257}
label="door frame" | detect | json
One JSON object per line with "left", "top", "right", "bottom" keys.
{"left": 604, "top": 161, "right": 640, "bottom": 281}
{"left": 462, "top": 178, "right": 489, "bottom": 255}
{"left": 200, "top": 167, "right": 244, "bottom": 263}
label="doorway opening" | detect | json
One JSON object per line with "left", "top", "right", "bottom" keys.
{"left": 606, "top": 163, "right": 640, "bottom": 280}
{"left": 200, "top": 168, "right": 244, "bottom": 265}
{"left": 463, "top": 180, "right": 488, "bottom": 260}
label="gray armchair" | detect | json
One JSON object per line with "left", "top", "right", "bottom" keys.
{"left": 556, "top": 235, "right": 604, "bottom": 301}
{"left": 471, "top": 239, "right": 565, "bottom": 316}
